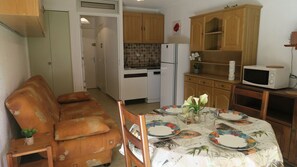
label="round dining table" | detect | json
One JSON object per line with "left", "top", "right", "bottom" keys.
{"left": 120, "top": 107, "right": 283, "bottom": 167}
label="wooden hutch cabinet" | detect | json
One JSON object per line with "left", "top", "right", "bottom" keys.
{"left": 186, "top": 5, "right": 262, "bottom": 109}
{"left": 123, "top": 12, "right": 164, "bottom": 43}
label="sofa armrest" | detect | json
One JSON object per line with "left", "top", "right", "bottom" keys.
{"left": 55, "top": 116, "right": 110, "bottom": 141}
{"left": 57, "top": 91, "right": 91, "bottom": 104}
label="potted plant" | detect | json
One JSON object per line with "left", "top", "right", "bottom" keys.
{"left": 21, "top": 128, "right": 37, "bottom": 145}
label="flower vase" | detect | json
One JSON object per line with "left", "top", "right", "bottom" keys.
{"left": 192, "top": 112, "right": 201, "bottom": 124}
{"left": 25, "top": 137, "right": 34, "bottom": 145}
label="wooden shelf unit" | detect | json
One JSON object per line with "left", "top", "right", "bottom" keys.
{"left": 234, "top": 84, "right": 297, "bottom": 164}
{"left": 6, "top": 134, "right": 53, "bottom": 167}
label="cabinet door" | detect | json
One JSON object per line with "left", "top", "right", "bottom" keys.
{"left": 190, "top": 16, "right": 204, "bottom": 51}
{"left": 184, "top": 82, "right": 196, "bottom": 100}
{"left": 267, "top": 120, "right": 291, "bottom": 159}
{"left": 197, "top": 85, "right": 213, "bottom": 107}
{"left": 123, "top": 12, "right": 142, "bottom": 43}
{"left": 142, "top": 13, "right": 164, "bottom": 43}
{"left": 28, "top": 11, "right": 73, "bottom": 96}
{"left": 213, "top": 88, "right": 230, "bottom": 109}
{"left": 222, "top": 9, "right": 244, "bottom": 50}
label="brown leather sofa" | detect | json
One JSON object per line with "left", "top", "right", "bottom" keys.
{"left": 5, "top": 75, "right": 121, "bottom": 167}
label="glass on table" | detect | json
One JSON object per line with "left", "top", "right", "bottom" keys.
{"left": 203, "top": 109, "right": 218, "bottom": 130}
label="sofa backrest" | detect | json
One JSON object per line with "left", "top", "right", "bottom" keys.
{"left": 6, "top": 83, "right": 55, "bottom": 133}
{"left": 25, "top": 75, "right": 60, "bottom": 121}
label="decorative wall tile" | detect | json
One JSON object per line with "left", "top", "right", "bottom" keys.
{"left": 124, "top": 44, "right": 161, "bottom": 68}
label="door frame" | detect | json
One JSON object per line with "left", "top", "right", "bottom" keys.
{"left": 77, "top": 11, "right": 123, "bottom": 100}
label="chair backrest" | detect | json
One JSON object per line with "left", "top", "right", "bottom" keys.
{"left": 229, "top": 85, "right": 269, "bottom": 120}
{"left": 117, "top": 101, "right": 151, "bottom": 167}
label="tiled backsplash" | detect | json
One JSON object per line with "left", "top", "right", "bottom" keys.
{"left": 124, "top": 44, "right": 161, "bottom": 68}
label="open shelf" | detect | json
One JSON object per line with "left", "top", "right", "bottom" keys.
{"left": 205, "top": 31, "right": 223, "bottom": 35}
{"left": 195, "top": 61, "right": 241, "bottom": 67}
{"left": 267, "top": 94, "right": 294, "bottom": 125}
{"left": 284, "top": 44, "right": 297, "bottom": 49}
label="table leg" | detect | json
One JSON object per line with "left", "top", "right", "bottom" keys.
{"left": 46, "top": 146, "right": 54, "bottom": 167}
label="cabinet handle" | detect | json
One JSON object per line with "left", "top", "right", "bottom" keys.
{"left": 189, "top": 78, "right": 191, "bottom": 80}
{"left": 221, "top": 85, "right": 224, "bottom": 87}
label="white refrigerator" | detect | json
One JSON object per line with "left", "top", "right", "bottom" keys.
{"left": 160, "top": 43, "right": 190, "bottom": 107}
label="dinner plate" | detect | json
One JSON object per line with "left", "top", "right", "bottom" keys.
{"left": 208, "top": 130, "right": 257, "bottom": 150}
{"left": 146, "top": 121, "right": 180, "bottom": 138}
{"left": 217, "top": 109, "right": 248, "bottom": 121}
{"left": 161, "top": 105, "right": 183, "bottom": 115}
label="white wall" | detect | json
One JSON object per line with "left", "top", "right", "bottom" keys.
{"left": 161, "top": 0, "right": 297, "bottom": 86}
{"left": 0, "top": 25, "right": 30, "bottom": 167}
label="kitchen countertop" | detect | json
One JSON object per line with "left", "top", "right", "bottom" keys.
{"left": 124, "top": 66, "right": 160, "bottom": 70}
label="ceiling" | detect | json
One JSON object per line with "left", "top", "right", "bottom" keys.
{"left": 122, "top": 0, "right": 174, "bottom": 10}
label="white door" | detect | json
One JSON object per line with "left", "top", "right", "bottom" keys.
{"left": 105, "top": 18, "right": 119, "bottom": 100}
{"left": 96, "top": 28, "right": 106, "bottom": 92}
{"left": 82, "top": 29, "right": 97, "bottom": 89}
{"left": 160, "top": 62, "right": 175, "bottom": 107}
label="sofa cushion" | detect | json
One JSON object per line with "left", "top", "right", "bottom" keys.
{"left": 59, "top": 100, "right": 105, "bottom": 120}
{"left": 57, "top": 91, "right": 91, "bottom": 104}
{"left": 55, "top": 116, "right": 110, "bottom": 141}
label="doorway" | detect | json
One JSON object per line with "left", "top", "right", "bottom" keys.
{"left": 80, "top": 15, "right": 119, "bottom": 100}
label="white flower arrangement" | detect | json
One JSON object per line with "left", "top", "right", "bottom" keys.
{"left": 182, "top": 94, "right": 208, "bottom": 114}
{"left": 189, "top": 52, "right": 200, "bottom": 61}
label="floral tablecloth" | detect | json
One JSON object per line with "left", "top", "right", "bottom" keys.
{"left": 120, "top": 107, "right": 283, "bottom": 167}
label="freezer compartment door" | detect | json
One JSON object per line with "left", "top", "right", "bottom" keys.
{"left": 161, "top": 44, "right": 176, "bottom": 63}
{"left": 160, "top": 63, "right": 175, "bottom": 107}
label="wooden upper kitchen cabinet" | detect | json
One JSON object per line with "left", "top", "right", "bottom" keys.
{"left": 123, "top": 11, "right": 164, "bottom": 43}
{"left": 123, "top": 12, "right": 142, "bottom": 43}
{"left": 190, "top": 4, "right": 261, "bottom": 52}
{"left": 221, "top": 8, "right": 244, "bottom": 51}
{"left": 190, "top": 16, "right": 204, "bottom": 51}
{"left": 142, "top": 13, "right": 164, "bottom": 43}
{"left": 0, "top": 0, "right": 45, "bottom": 36}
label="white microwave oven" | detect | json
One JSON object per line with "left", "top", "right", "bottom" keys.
{"left": 242, "top": 65, "right": 290, "bottom": 89}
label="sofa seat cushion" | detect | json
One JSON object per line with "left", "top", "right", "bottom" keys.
{"left": 57, "top": 91, "right": 91, "bottom": 104}
{"left": 55, "top": 116, "right": 110, "bottom": 141}
{"left": 59, "top": 100, "right": 105, "bottom": 120}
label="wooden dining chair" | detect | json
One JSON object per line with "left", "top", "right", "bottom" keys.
{"left": 117, "top": 101, "right": 151, "bottom": 167}
{"left": 229, "top": 85, "right": 269, "bottom": 120}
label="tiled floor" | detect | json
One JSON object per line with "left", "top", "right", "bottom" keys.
{"left": 88, "top": 88, "right": 159, "bottom": 167}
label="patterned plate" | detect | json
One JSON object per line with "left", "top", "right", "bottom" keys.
{"left": 161, "top": 105, "right": 183, "bottom": 115}
{"left": 147, "top": 121, "right": 180, "bottom": 138}
{"left": 217, "top": 109, "right": 248, "bottom": 121}
{"left": 208, "top": 130, "right": 257, "bottom": 150}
